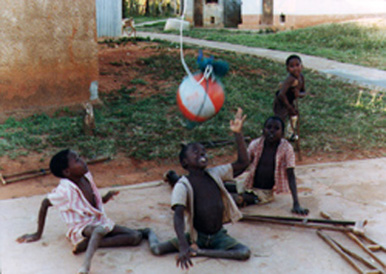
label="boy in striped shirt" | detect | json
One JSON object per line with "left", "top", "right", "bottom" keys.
{"left": 17, "top": 149, "right": 150, "bottom": 274}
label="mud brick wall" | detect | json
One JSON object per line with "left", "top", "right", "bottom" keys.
{"left": 0, "top": 0, "right": 98, "bottom": 120}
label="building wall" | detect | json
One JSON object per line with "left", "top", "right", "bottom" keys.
{"left": 204, "top": 2, "right": 225, "bottom": 27}
{"left": 184, "top": 0, "right": 231, "bottom": 28}
{"left": 0, "top": 0, "right": 98, "bottom": 120}
{"left": 96, "top": 0, "right": 122, "bottom": 37}
{"left": 239, "top": 0, "right": 386, "bottom": 29}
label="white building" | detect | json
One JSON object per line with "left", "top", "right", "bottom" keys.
{"left": 184, "top": 0, "right": 242, "bottom": 27}
{"left": 238, "top": 0, "right": 386, "bottom": 30}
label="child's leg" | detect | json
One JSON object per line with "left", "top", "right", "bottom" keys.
{"left": 288, "top": 115, "right": 299, "bottom": 141}
{"left": 73, "top": 238, "right": 90, "bottom": 254}
{"left": 193, "top": 229, "right": 250, "bottom": 261}
{"left": 98, "top": 225, "right": 143, "bottom": 247}
{"left": 78, "top": 225, "right": 109, "bottom": 274}
{"left": 147, "top": 229, "right": 178, "bottom": 255}
{"left": 195, "top": 243, "right": 251, "bottom": 261}
{"left": 74, "top": 225, "right": 147, "bottom": 255}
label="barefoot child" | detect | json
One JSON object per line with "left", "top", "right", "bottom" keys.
{"left": 17, "top": 149, "right": 150, "bottom": 274}
{"left": 273, "top": 54, "right": 306, "bottom": 141}
{"left": 148, "top": 108, "right": 251, "bottom": 269}
{"left": 237, "top": 116, "right": 308, "bottom": 215}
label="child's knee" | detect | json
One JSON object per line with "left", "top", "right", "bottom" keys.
{"left": 150, "top": 245, "right": 162, "bottom": 256}
{"left": 132, "top": 230, "right": 143, "bottom": 246}
{"left": 93, "top": 226, "right": 109, "bottom": 237}
{"left": 239, "top": 246, "right": 251, "bottom": 260}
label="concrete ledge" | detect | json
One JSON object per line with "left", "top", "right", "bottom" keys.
{"left": 164, "top": 18, "right": 190, "bottom": 31}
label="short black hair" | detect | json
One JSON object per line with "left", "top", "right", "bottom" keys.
{"left": 179, "top": 142, "right": 199, "bottom": 170}
{"left": 264, "top": 116, "right": 285, "bottom": 134}
{"left": 286, "top": 54, "right": 302, "bottom": 66}
{"left": 49, "top": 149, "right": 71, "bottom": 178}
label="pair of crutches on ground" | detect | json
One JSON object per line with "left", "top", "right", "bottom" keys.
{"left": 317, "top": 212, "right": 386, "bottom": 274}
{"left": 242, "top": 212, "right": 386, "bottom": 274}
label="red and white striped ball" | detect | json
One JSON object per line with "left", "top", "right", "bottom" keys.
{"left": 177, "top": 73, "right": 225, "bottom": 122}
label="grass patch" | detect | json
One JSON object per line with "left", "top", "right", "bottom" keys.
{"left": 138, "top": 22, "right": 386, "bottom": 70}
{"left": 0, "top": 40, "right": 385, "bottom": 161}
{"left": 131, "top": 16, "right": 171, "bottom": 24}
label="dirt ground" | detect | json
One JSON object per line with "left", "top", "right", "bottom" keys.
{"left": 0, "top": 41, "right": 385, "bottom": 200}
{"left": 3, "top": 157, "right": 386, "bottom": 273}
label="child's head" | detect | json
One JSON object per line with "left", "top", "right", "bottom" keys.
{"left": 286, "top": 55, "right": 302, "bottom": 77}
{"left": 286, "top": 55, "right": 301, "bottom": 66}
{"left": 263, "top": 116, "right": 284, "bottom": 142}
{"left": 50, "top": 149, "right": 88, "bottom": 179}
{"left": 179, "top": 142, "right": 208, "bottom": 170}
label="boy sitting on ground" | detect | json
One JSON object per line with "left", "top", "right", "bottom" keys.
{"left": 237, "top": 116, "right": 308, "bottom": 215}
{"left": 17, "top": 149, "right": 150, "bottom": 274}
{"left": 148, "top": 108, "right": 251, "bottom": 269}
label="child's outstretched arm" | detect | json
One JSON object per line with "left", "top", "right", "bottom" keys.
{"left": 230, "top": 108, "right": 249, "bottom": 177}
{"left": 102, "top": 190, "right": 120, "bottom": 203}
{"left": 287, "top": 168, "right": 309, "bottom": 215}
{"left": 173, "top": 205, "right": 193, "bottom": 269}
{"left": 16, "top": 198, "right": 52, "bottom": 243}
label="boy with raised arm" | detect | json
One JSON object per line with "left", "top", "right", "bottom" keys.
{"left": 148, "top": 108, "right": 251, "bottom": 269}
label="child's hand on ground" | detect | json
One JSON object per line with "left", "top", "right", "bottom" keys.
{"left": 102, "top": 190, "right": 120, "bottom": 203}
{"left": 230, "top": 108, "right": 247, "bottom": 133}
{"left": 291, "top": 204, "right": 309, "bottom": 215}
{"left": 16, "top": 233, "right": 41, "bottom": 243}
{"left": 176, "top": 245, "right": 194, "bottom": 269}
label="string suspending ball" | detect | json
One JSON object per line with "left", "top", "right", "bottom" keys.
{"left": 177, "top": 73, "right": 225, "bottom": 122}
{"left": 176, "top": 0, "right": 229, "bottom": 127}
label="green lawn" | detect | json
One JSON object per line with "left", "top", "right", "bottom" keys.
{"left": 138, "top": 22, "right": 386, "bottom": 70}
{"left": 0, "top": 39, "right": 385, "bottom": 162}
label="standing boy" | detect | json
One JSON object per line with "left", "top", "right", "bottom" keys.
{"left": 148, "top": 108, "right": 251, "bottom": 269}
{"left": 273, "top": 54, "right": 306, "bottom": 141}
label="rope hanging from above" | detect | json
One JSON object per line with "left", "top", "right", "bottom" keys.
{"left": 176, "top": 4, "right": 229, "bottom": 127}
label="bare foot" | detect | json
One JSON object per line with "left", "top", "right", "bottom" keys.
{"left": 73, "top": 239, "right": 89, "bottom": 255}
{"left": 78, "top": 266, "right": 89, "bottom": 274}
{"left": 138, "top": 228, "right": 151, "bottom": 239}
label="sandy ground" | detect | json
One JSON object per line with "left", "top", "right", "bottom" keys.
{"left": 1, "top": 157, "right": 386, "bottom": 274}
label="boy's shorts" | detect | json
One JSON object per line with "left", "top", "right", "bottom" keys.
{"left": 235, "top": 179, "right": 274, "bottom": 205}
{"left": 170, "top": 228, "right": 240, "bottom": 250}
{"left": 247, "top": 188, "right": 274, "bottom": 204}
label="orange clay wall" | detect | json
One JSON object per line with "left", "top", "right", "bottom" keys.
{"left": 0, "top": 0, "right": 98, "bottom": 120}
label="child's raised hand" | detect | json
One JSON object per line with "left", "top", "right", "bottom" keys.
{"left": 103, "top": 190, "right": 120, "bottom": 203}
{"left": 108, "top": 190, "right": 120, "bottom": 197}
{"left": 230, "top": 107, "right": 247, "bottom": 133}
{"left": 16, "top": 233, "right": 41, "bottom": 243}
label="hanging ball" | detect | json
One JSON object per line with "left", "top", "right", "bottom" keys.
{"left": 177, "top": 73, "right": 225, "bottom": 122}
